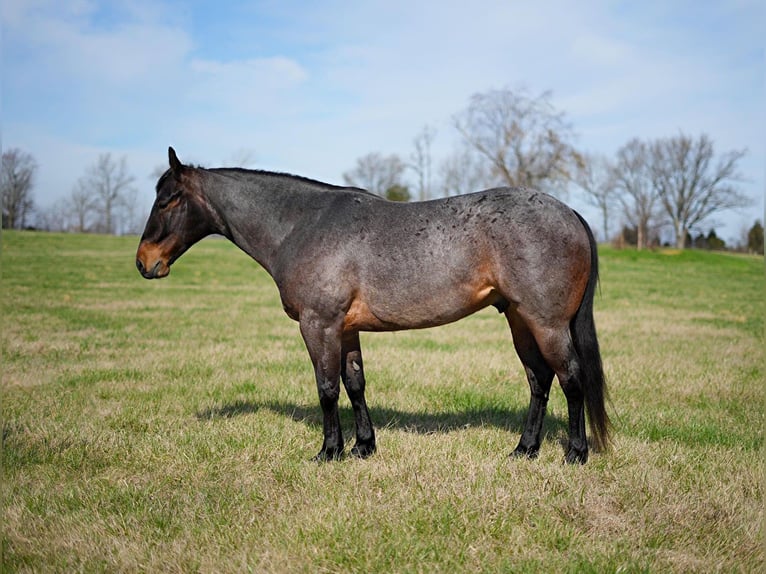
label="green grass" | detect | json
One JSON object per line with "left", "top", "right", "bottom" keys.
{"left": 2, "top": 231, "right": 764, "bottom": 573}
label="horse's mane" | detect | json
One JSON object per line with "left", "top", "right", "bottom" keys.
{"left": 157, "top": 163, "right": 373, "bottom": 196}
{"left": 207, "top": 166, "right": 373, "bottom": 195}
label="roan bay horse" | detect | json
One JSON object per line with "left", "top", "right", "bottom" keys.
{"left": 137, "top": 148, "right": 610, "bottom": 464}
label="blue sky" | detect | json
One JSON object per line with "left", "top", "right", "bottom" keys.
{"left": 3, "top": 0, "right": 764, "bottom": 242}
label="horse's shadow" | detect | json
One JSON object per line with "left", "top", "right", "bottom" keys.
{"left": 196, "top": 398, "right": 568, "bottom": 439}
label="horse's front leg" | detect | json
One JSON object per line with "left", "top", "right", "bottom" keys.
{"left": 300, "top": 312, "right": 344, "bottom": 461}
{"left": 341, "top": 331, "right": 376, "bottom": 458}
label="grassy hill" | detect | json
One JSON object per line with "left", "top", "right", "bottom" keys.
{"left": 2, "top": 231, "right": 764, "bottom": 572}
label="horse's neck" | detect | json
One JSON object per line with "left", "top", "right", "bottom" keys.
{"left": 201, "top": 170, "right": 314, "bottom": 274}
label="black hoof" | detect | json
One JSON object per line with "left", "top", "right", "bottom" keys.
{"left": 564, "top": 448, "right": 588, "bottom": 465}
{"left": 510, "top": 444, "right": 539, "bottom": 460}
{"left": 314, "top": 446, "right": 344, "bottom": 462}
{"left": 350, "top": 441, "right": 376, "bottom": 459}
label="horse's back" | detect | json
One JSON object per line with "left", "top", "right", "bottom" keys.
{"left": 331, "top": 187, "right": 592, "bottom": 331}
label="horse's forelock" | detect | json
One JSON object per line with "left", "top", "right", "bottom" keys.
{"left": 155, "top": 169, "right": 174, "bottom": 193}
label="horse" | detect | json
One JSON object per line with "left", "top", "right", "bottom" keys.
{"left": 136, "top": 147, "right": 610, "bottom": 464}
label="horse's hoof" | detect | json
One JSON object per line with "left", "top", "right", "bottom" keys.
{"left": 350, "top": 441, "right": 376, "bottom": 459}
{"left": 564, "top": 448, "right": 588, "bottom": 465}
{"left": 314, "top": 447, "right": 344, "bottom": 462}
{"left": 510, "top": 444, "right": 539, "bottom": 460}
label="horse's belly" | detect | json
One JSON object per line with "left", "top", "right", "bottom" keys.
{"left": 344, "top": 284, "right": 498, "bottom": 332}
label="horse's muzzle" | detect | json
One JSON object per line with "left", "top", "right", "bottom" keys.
{"left": 136, "top": 242, "right": 171, "bottom": 279}
{"left": 136, "top": 257, "right": 168, "bottom": 279}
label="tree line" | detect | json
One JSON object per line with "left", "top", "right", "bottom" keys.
{"left": 1, "top": 150, "right": 142, "bottom": 236}
{"left": 342, "top": 88, "right": 758, "bottom": 252}
{"left": 2, "top": 86, "right": 762, "bottom": 252}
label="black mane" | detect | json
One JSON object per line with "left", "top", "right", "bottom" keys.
{"left": 208, "top": 167, "right": 361, "bottom": 193}
{"left": 156, "top": 162, "right": 372, "bottom": 196}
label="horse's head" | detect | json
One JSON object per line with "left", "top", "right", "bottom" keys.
{"left": 136, "top": 147, "right": 219, "bottom": 279}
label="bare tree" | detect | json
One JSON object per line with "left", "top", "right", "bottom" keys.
{"left": 650, "top": 133, "right": 748, "bottom": 249}
{"left": 78, "top": 153, "right": 136, "bottom": 235}
{"left": 453, "top": 87, "right": 579, "bottom": 196}
{"left": 117, "top": 186, "right": 144, "bottom": 235}
{"left": 35, "top": 200, "right": 66, "bottom": 232}
{"left": 573, "top": 153, "right": 618, "bottom": 242}
{"left": 438, "top": 144, "right": 492, "bottom": 198}
{"left": 66, "top": 181, "right": 97, "bottom": 232}
{"left": 410, "top": 125, "right": 437, "bottom": 201}
{"left": 612, "top": 139, "right": 661, "bottom": 250}
{"left": 1, "top": 148, "right": 37, "bottom": 229}
{"left": 343, "top": 152, "right": 407, "bottom": 197}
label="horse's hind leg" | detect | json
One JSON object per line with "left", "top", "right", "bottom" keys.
{"left": 506, "top": 311, "right": 555, "bottom": 459}
{"left": 533, "top": 326, "right": 589, "bottom": 464}
{"left": 341, "top": 331, "right": 376, "bottom": 458}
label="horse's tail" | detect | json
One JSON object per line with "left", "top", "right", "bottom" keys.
{"left": 571, "top": 211, "right": 611, "bottom": 452}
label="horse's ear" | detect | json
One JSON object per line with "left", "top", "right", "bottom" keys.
{"left": 168, "top": 147, "right": 182, "bottom": 173}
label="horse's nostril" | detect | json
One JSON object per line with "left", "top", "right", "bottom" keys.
{"left": 136, "top": 258, "right": 146, "bottom": 274}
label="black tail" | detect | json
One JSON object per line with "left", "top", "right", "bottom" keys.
{"left": 571, "top": 211, "right": 611, "bottom": 452}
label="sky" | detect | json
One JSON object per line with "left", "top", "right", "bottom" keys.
{"left": 2, "top": 0, "right": 764, "bottom": 243}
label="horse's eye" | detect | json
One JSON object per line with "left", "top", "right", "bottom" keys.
{"left": 157, "top": 190, "right": 182, "bottom": 209}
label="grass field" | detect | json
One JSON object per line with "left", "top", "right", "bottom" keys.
{"left": 2, "top": 230, "right": 764, "bottom": 573}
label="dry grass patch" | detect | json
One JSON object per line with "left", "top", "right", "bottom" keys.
{"left": 3, "top": 234, "right": 764, "bottom": 572}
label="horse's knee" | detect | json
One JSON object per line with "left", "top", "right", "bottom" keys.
{"left": 317, "top": 376, "right": 340, "bottom": 407}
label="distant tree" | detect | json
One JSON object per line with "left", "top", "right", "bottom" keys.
{"left": 77, "top": 153, "right": 136, "bottom": 234}
{"left": 343, "top": 152, "right": 407, "bottom": 197}
{"left": 692, "top": 232, "right": 708, "bottom": 250}
{"left": 438, "top": 144, "right": 491, "bottom": 198}
{"left": 410, "top": 125, "right": 437, "bottom": 201}
{"left": 34, "top": 201, "right": 63, "bottom": 232}
{"left": 705, "top": 229, "right": 725, "bottom": 251}
{"left": 66, "top": 180, "right": 98, "bottom": 232}
{"left": 1, "top": 148, "right": 37, "bottom": 229}
{"left": 573, "top": 153, "right": 617, "bottom": 242}
{"left": 118, "top": 186, "right": 144, "bottom": 235}
{"left": 612, "top": 139, "right": 661, "bottom": 250}
{"left": 747, "top": 220, "right": 764, "bottom": 254}
{"left": 650, "top": 133, "right": 748, "bottom": 249}
{"left": 453, "top": 87, "right": 579, "bottom": 196}
{"left": 384, "top": 184, "right": 411, "bottom": 202}
{"left": 614, "top": 225, "right": 638, "bottom": 249}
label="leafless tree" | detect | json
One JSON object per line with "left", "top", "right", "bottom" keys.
{"left": 35, "top": 200, "right": 66, "bottom": 232}
{"left": 77, "top": 153, "right": 136, "bottom": 234}
{"left": 343, "top": 152, "right": 407, "bottom": 196}
{"left": 573, "top": 153, "right": 618, "bottom": 242}
{"left": 438, "top": 144, "right": 492, "bottom": 198}
{"left": 66, "top": 181, "right": 98, "bottom": 232}
{"left": 612, "top": 139, "right": 662, "bottom": 250}
{"left": 1, "top": 148, "right": 37, "bottom": 229}
{"left": 650, "top": 133, "right": 748, "bottom": 249}
{"left": 117, "top": 186, "right": 145, "bottom": 235}
{"left": 453, "top": 87, "right": 579, "bottom": 196}
{"left": 410, "top": 125, "right": 437, "bottom": 201}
